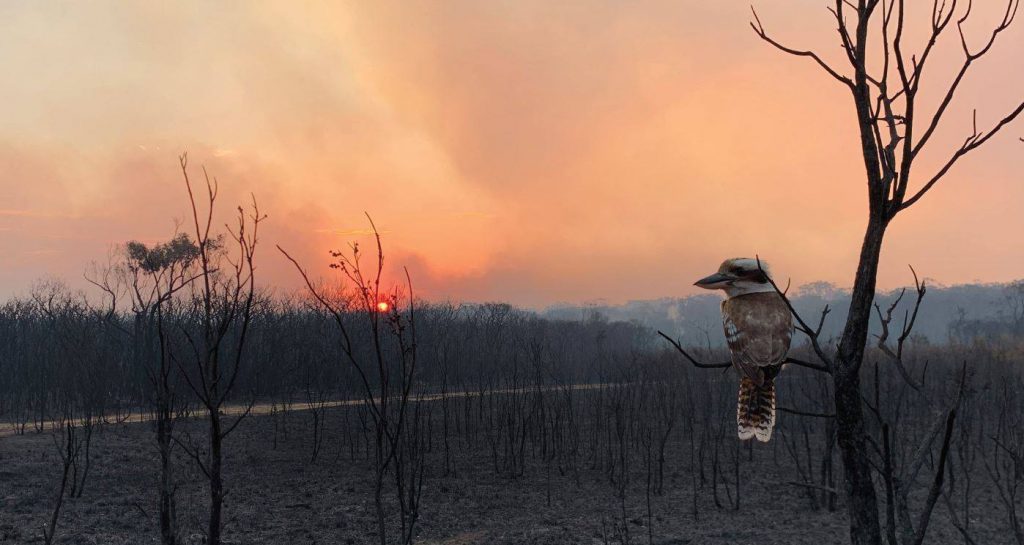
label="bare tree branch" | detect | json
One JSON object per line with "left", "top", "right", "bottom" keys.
{"left": 656, "top": 331, "right": 731, "bottom": 369}
{"left": 750, "top": 6, "right": 854, "bottom": 87}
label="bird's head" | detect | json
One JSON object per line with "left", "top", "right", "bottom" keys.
{"left": 694, "top": 257, "right": 775, "bottom": 298}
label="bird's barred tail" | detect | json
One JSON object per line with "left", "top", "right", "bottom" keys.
{"left": 737, "top": 375, "right": 775, "bottom": 442}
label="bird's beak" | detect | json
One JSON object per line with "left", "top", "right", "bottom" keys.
{"left": 694, "top": 272, "right": 735, "bottom": 290}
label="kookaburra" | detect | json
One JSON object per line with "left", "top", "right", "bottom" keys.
{"left": 695, "top": 258, "right": 793, "bottom": 442}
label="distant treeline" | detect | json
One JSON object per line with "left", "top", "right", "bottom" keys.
{"left": 544, "top": 280, "right": 1024, "bottom": 347}
{"left": 0, "top": 280, "right": 655, "bottom": 429}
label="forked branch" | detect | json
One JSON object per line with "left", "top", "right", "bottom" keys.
{"left": 749, "top": 7, "right": 853, "bottom": 87}
{"left": 874, "top": 265, "right": 927, "bottom": 390}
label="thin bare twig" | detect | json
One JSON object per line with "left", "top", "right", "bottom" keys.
{"left": 750, "top": 6, "right": 854, "bottom": 87}
{"left": 656, "top": 331, "right": 731, "bottom": 369}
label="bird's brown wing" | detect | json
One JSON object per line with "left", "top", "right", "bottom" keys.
{"left": 722, "top": 293, "right": 793, "bottom": 387}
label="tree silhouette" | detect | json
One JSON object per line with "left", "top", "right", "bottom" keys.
{"left": 751, "top": 1, "right": 1023, "bottom": 544}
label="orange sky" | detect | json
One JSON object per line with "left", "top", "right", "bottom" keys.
{"left": 1, "top": 2, "right": 1021, "bottom": 307}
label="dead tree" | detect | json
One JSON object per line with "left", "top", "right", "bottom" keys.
{"left": 42, "top": 422, "right": 82, "bottom": 545}
{"left": 302, "top": 356, "right": 331, "bottom": 463}
{"left": 280, "top": 215, "right": 424, "bottom": 545}
{"left": 30, "top": 283, "right": 112, "bottom": 500}
{"left": 173, "top": 154, "right": 264, "bottom": 545}
{"left": 745, "top": 2, "right": 1024, "bottom": 543}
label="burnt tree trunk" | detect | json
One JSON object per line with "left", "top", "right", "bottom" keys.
{"left": 832, "top": 210, "right": 889, "bottom": 545}
{"left": 157, "top": 405, "right": 177, "bottom": 545}
{"left": 208, "top": 409, "right": 224, "bottom": 545}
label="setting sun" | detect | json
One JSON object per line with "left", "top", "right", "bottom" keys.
{"left": 376, "top": 301, "right": 390, "bottom": 313}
